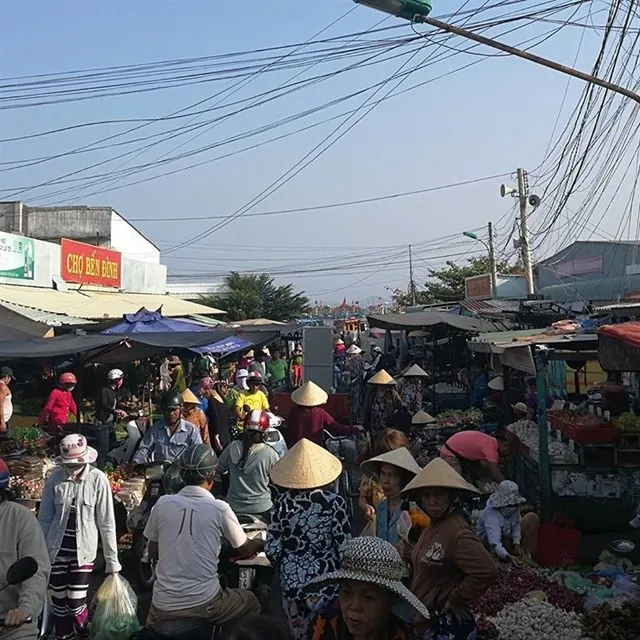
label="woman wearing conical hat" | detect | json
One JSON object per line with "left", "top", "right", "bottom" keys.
{"left": 287, "top": 381, "right": 361, "bottom": 447}
{"left": 266, "top": 439, "right": 351, "bottom": 640}
{"left": 399, "top": 363, "right": 429, "bottom": 414}
{"left": 365, "top": 370, "right": 404, "bottom": 435}
{"left": 402, "top": 458, "right": 497, "bottom": 639}
{"left": 181, "top": 388, "right": 210, "bottom": 446}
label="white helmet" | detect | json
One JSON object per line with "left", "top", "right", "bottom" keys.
{"left": 107, "top": 368, "right": 124, "bottom": 381}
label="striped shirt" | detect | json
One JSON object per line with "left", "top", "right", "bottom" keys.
{"left": 58, "top": 502, "right": 78, "bottom": 558}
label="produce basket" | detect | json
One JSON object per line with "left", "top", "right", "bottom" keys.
{"left": 535, "top": 515, "right": 581, "bottom": 567}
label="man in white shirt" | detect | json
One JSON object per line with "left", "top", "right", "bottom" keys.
{"left": 144, "top": 444, "right": 262, "bottom": 629}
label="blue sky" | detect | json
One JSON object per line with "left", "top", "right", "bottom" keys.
{"left": 0, "top": 0, "right": 627, "bottom": 302}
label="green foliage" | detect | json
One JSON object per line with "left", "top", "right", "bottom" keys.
{"left": 200, "top": 272, "right": 310, "bottom": 322}
{"left": 393, "top": 256, "right": 520, "bottom": 306}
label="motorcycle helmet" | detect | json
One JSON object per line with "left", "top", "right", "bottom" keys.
{"left": 163, "top": 459, "right": 185, "bottom": 495}
{"left": 59, "top": 372, "right": 77, "bottom": 385}
{"left": 179, "top": 444, "right": 218, "bottom": 485}
{"left": 246, "top": 372, "right": 263, "bottom": 384}
{"left": 244, "top": 410, "right": 270, "bottom": 433}
{"left": 160, "top": 390, "right": 183, "bottom": 411}
{"left": 107, "top": 368, "right": 124, "bottom": 381}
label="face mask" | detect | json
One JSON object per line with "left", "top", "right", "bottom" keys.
{"left": 62, "top": 464, "right": 85, "bottom": 478}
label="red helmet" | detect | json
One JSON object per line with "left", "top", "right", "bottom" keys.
{"left": 59, "top": 372, "right": 77, "bottom": 385}
{"left": 244, "top": 410, "right": 270, "bottom": 433}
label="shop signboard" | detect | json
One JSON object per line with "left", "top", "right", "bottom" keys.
{"left": 61, "top": 238, "right": 122, "bottom": 288}
{"left": 0, "top": 231, "right": 35, "bottom": 280}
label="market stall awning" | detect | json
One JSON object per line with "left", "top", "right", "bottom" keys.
{"left": 0, "top": 284, "right": 224, "bottom": 320}
{"left": 0, "top": 329, "right": 282, "bottom": 364}
{"left": 367, "top": 311, "right": 497, "bottom": 333}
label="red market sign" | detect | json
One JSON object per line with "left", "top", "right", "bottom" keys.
{"left": 61, "top": 239, "right": 122, "bottom": 288}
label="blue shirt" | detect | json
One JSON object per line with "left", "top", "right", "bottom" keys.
{"left": 132, "top": 418, "right": 202, "bottom": 464}
{"left": 476, "top": 505, "right": 521, "bottom": 559}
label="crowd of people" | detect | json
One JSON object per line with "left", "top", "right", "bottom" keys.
{"left": 1, "top": 342, "right": 546, "bottom": 640}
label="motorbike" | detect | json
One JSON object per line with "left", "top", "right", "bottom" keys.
{"left": 0, "top": 557, "right": 50, "bottom": 639}
{"left": 219, "top": 514, "right": 272, "bottom": 592}
{"left": 264, "top": 413, "right": 287, "bottom": 459}
{"left": 129, "top": 462, "right": 169, "bottom": 590}
{"left": 106, "top": 411, "right": 149, "bottom": 467}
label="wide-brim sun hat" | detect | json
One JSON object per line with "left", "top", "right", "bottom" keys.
{"left": 368, "top": 369, "right": 396, "bottom": 386}
{"left": 168, "top": 355, "right": 182, "bottom": 365}
{"left": 487, "top": 480, "right": 526, "bottom": 508}
{"left": 403, "top": 364, "right": 429, "bottom": 378}
{"left": 181, "top": 388, "right": 201, "bottom": 405}
{"left": 306, "top": 537, "right": 430, "bottom": 621}
{"left": 361, "top": 446, "right": 421, "bottom": 479}
{"left": 291, "top": 381, "right": 328, "bottom": 407}
{"left": 270, "top": 438, "right": 342, "bottom": 490}
{"left": 412, "top": 410, "right": 437, "bottom": 425}
{"left": 488, "top": 376, "right": 504, "bottom": 391}
{"left": 55, "top": 434, "right": 98, "bottom": 466}
{"left": 401, "top": 457, "right": 479, "bottom": 495}
{"left": 512, "top": 401, "right": 528, "bottom": 414}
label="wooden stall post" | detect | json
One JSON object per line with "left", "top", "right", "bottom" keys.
{"left": 535, "top": 347, "right": 552, "bottom": 522}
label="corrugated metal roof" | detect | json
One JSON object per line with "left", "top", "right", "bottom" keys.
{"left": 459, "top": 299, "right": 520, "bottom": 315}
{"left": 0, "top": 300, "right": 88, "bottom": 326}
{"left": 0, "top": 285, "right": 225, "bottom": 320}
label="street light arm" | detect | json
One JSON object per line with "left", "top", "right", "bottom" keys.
{"left": 416, "top": 16, "right": 640, "bottom": 105}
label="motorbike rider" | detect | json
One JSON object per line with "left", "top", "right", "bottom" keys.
{"left": 144, "top": 444, "right": 262, "bottom": 630}
{"left": 0, "top": 458, "right": 51, "bottom": 640}
{"left": 217, "top": 410, "right": 279, "bottom": 522}
{"left": 96, "top": 369, "right": 128, "bottom": 451}
{"left": 132, "top": 391, "right": 202, "bottom": 465}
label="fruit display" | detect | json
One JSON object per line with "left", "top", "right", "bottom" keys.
{"left": 488, "top": 597, "right": 583, "bottom": 640}
{"left": 437, "top": 408, "right": 483, "bottom": 430}
{"left": 105, "top": 464, "right": 133, "bottom": 495}
{"left": 8, "top": 456, "right": 46, "bottom": 499}
{"left": 582, "top": 600, "right": 640, "bottom": 639}
{"left": 614, "top": 412, "right": 640, "bottom": 434}
{"left": 507, "top": 419, "right": 579, "bottom": 464}
{"left": 9, "top": 476, "right": 44, "bottom": 500}
{"left": 473, "top": 566, "right": 583, "bottom": 617}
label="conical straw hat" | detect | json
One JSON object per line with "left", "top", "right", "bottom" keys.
{"left": 181, "top": 388, "right": 201, "bottom": 405}
{"left": 291, "top": 381, "right": 328, "bottom": 407}
{"left": 368, "top": 369, "right": 396, "bottom": 385}
{"left": 412, "top": 410, "right": 436, "bottom": 425}
{"left": 488, "top": 376, "right": 504, "bottom": 391}
{"left": 270, "top": 438, "right": 342, "bottom": 489}
{"left": 403, "top": 364, "right": 429, "bottom": 378}
{"left": 401, "top": 457, "right": 479, "bottom": 495}
{"left": 361, "top": 447, "right": 421, "bottom": 479}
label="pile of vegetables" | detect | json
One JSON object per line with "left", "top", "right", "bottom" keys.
{"left": 614, "top": 412, "right": 640, "bottom": 434}
{"left": 473, "top": 566, "right": 583, "bottom": 617}
{"left": 582, "top": 601, "right": 640, "bottom": 639}
{"left": 437, "top": 408, "right": 483, "bottom": 430}
{"left": 10, "top": 426, "right": 50, "bottom": 451}
{"left": 487, "top": 597, "right": 583, "bottom": 639}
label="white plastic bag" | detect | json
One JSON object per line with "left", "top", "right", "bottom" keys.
{"left": 91, "top": 574, "right": 140, "bottom": 640}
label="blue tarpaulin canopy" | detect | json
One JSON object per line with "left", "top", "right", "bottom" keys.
{"left": 102, "top": 308, "right": 210, "bottom": 334}
{"left": 192, "top": 336, "right": 253, "bottom": 357}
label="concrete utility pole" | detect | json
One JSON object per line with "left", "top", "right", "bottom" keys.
{"left": 487, "top": 221, "right": 497, "bottom": 296}
{"left": 408, "top": 244, "right": 417, "bottom": 306}
{"left": 517, "top": 168, "right": 535, "bottom": 297}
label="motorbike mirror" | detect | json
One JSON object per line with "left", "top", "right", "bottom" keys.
{"left": 5, "top": 557, "right": 38, "bottom": 586}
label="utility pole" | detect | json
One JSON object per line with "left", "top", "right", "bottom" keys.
{"left": 487, "top": 221, "right": 497, "bottom": 297}
{"left": 517, "top": 168, "right": 535, "bottom": 297}
{"left": 408, "top": 244, "right": 416, "bottom": 306}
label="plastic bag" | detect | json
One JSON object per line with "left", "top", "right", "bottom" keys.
{"left": 91, "top": 574, "right": 140, "bottom": 640}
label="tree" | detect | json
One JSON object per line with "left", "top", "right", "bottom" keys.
{"left": 200, "top": 272, "right": 310, "bottom": 322}
{"left": 393, "top": 256, "right": 520, "bottom": 307}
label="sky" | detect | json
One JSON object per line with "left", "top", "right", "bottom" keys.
{"left": 1, "top": 0, "right": 637, "bottom": 304}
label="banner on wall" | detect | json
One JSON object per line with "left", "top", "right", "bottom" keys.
{"left": 0, "top": 231, "right": 35, "bottom": 280}
{"left": 61, "top": 238, "right": 122, "bottom": 288}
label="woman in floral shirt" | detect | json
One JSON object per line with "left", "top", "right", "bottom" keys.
{"left": 266, "top": 439, "right": 351, "bottom": 640}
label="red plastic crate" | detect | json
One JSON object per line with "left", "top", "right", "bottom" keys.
{"left": 562, "top": 422, "right": 618, "bottom": 445}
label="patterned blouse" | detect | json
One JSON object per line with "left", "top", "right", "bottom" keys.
{"left": 265, "top": 489, "right": 352, "bottom": 602}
